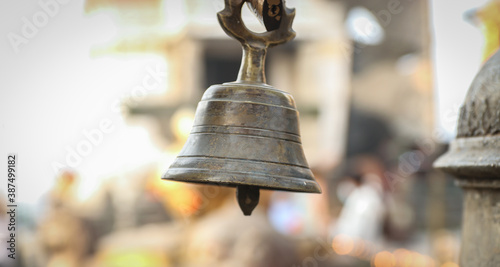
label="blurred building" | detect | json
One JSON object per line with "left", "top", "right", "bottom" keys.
{"left": 2, "top": 0, "right": 484, "bottom": 266}
{"left": 86, "top": 0, "right": 352, "bottom": 167}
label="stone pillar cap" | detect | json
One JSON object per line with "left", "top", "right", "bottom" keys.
{"left": 434, "top": 50, "right": 500, "bottom": 180}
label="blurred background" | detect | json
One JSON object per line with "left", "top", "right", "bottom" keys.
{"left": 0, "top": 0, "right": 498, "bottom": 266}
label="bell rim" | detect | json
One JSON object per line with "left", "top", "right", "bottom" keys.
{"left": 162, "top": 169, "right": 322, "bottom": 193}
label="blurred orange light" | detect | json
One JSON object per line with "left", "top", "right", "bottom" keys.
{"left": 170, "top": 107, "right": 195, "bottom": 142}
{"left": 147, "top": 176, "right": 202, "bottom": 217}
{"left": 332, "top": 234, "right": 354, "bottom": 255}
{"left": 424, "top": 256, "right": 436, "bottom": 267}
{"left": 411, "top": 252, "right": 427, "bottom": 267}
{"left": 441, "top": 262, "right": 459, "bottom": 267}
{"left": 393, "top": 248, "right": 412, "bottom": 267}
{"left": 373, "top": 251, "right": 396, "bottom": 267}
{"left": 351, "top": 239, "right": 366, "bottom": 258}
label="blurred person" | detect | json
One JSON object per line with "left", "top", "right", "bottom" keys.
{"left": 333, "top": 156, "right": 387, "bottom": 243}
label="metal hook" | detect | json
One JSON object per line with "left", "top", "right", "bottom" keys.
{"left": 217, "top": 0, "right": 296, "bottom": 83}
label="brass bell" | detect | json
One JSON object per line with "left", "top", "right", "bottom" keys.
{"left": 162, "top": 0, "right": 321, "bottom": 216}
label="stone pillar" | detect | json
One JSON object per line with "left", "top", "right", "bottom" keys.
{"left": 434, "top": 50, "right": 500, "bottom": 267}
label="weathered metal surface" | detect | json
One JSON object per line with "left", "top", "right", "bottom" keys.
{"left": 435, "top": 48, "right": 500, "bottom": 266}
{"left": 162, "top": 0, "right": 320, "bottom": 216}
{"left": 164, "top": 83, "right": 321, "bottom": 194}
{"left": 457, "top": 50, "right": 500, "bottom": 137}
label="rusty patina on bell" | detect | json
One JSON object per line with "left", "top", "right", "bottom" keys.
{"left": 162, "top": 0, "right": 321, "bottom": 216}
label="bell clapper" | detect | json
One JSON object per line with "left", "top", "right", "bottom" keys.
{"left": 236, "top": 185, "right": 260, "bottom": 216}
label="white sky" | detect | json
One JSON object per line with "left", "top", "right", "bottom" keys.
{"left": 430, "top": 0, "right": 491, "bottom": 141}
{"left": 0, "top": 0, "right": 167, "bottom": 204}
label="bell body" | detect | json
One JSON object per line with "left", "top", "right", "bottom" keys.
{"left": 163, "top": 82, "right": 321, "bottom": 194}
